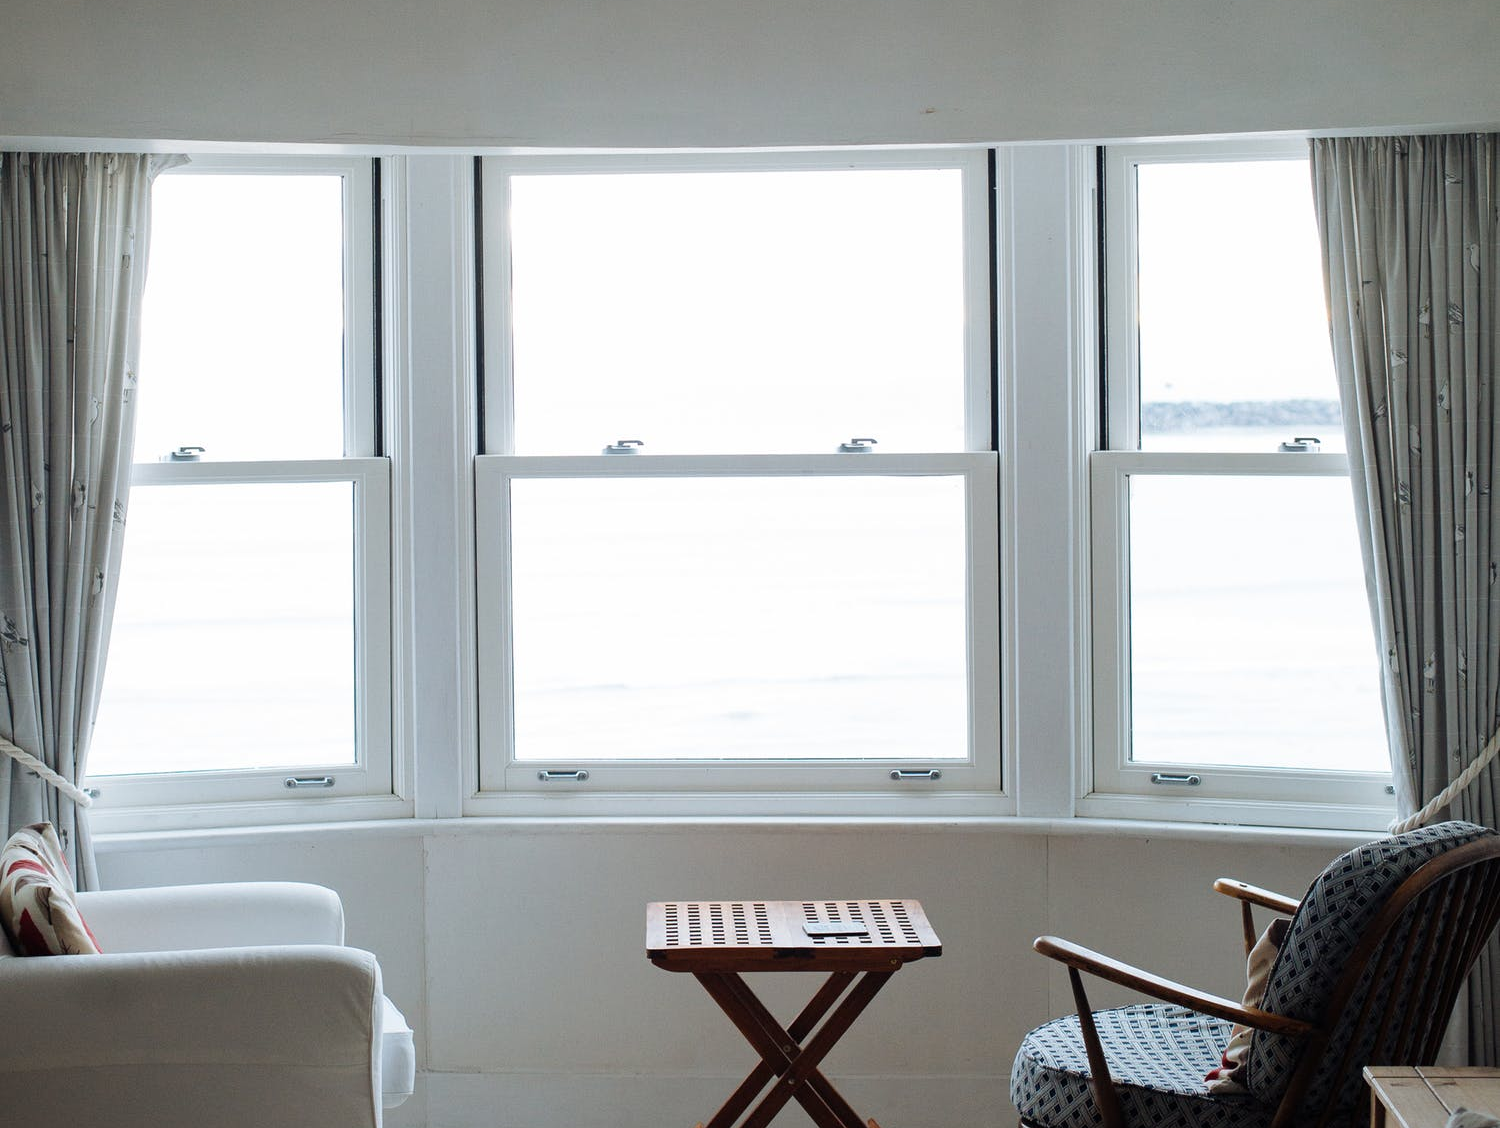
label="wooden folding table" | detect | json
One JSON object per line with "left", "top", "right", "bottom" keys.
{"left": 646, "top": 899, "right": 942, "bottom": 1128}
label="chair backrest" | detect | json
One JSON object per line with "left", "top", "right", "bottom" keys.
{"left": 1243, "top": 820, "right": 1500, "bottom": 1128}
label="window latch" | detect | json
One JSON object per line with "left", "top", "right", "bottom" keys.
{"left": 604, "top": 439, "right": 644, "bottom": 455}
{"left": 1278, "top": 437, "right": 1321, "bottom": 453}
{"left": 284, "top": 776, "right": 336, "bottom": 789}
{"left": 839, "top": 437, "right": 878, "bottom": 453}
{"left": 166, "top": 445, "right": 205, "bottom": 461}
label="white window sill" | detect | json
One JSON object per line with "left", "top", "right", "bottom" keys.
{"left": 93, "top": 808, "right": 1383, "bottom": 855}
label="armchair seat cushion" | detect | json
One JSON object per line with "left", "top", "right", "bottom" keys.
{"left": 1011, "top": 1004, "right": 1273, "bottom": 1128}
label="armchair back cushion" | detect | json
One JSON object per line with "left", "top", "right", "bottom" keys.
{"left": 76, "top": 881, "right": 344, "bottom": 951}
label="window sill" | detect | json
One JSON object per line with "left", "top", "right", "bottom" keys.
{"left": 87, "top": 794, "right": 414, "bottom": 836}
{"left": 93, "top": 808, "right": 1382, "bottom": 855}
{"left": 1077, "top": 790, "right": 1393, "bottom": 834}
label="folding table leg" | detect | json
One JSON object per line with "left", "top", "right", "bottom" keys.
{"left": 697, "top": 971, "right": 857, "bottom": 1128}
{"left": 714, "top": 973, "right": 867, "bottom": 1128}
{"left": 696, "top": 969, "right": 896, "bottom": 1128}
{"left": 697, "top": 972, "right": 858, "bottom": 1128}
{"left": 738, "top": 971, "right": 893, "bottom": 1128}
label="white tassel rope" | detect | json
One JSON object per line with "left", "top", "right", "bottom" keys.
{"left": 1389, "top": 728, "right": 1500, "bottom": 834}
{"left": 0, "top": 734, "right": 94, "bottom": 808}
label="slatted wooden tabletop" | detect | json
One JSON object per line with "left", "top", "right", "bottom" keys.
{"left": 647, "top": 899, "right": 942, "bottom": 972}
{"left": 1366, "top": 1066, "right": 1500, "bottom": 1128}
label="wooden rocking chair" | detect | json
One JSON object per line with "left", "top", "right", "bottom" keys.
{"left": 1010, "top": 821, "right": 1500, "bottom": 1128}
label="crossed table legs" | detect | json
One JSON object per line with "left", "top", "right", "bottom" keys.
{"left": 645, "top": 900, "right": 943, "bottom": 1128}
{"left": 695, "top": 968, "right": 894, "bottom": 1128}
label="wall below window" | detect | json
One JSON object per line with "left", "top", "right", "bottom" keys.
{"left": 97, "top": 819, "right": 1363, "bottom": 1127}
{"left": 2, "top": 0, "right": 1497, "bottom": 148}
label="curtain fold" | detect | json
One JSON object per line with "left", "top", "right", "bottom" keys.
{"left": 0, "top": 152, "right": 178, "bottom": 887}
{"left": 1311, "top": 133, "right": 1500, "bottom": 1063}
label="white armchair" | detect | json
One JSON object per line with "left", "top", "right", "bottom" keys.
{"left": 0, "top": 881, "right": 415, "bottom": 1128}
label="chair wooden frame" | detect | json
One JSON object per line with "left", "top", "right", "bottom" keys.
{"left": 1022, "top": 836, "right": 1500, "bottom": 1128}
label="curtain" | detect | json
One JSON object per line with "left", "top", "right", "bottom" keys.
{"left": 1311, "top": 133, "right": 1500, "bottom": 1063}
{"left": 0, "top": 152, "right": 178, "bottom": 888}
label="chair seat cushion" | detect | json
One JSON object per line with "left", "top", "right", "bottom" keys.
{"left": 1010, "top": 1004, "right": 1273, "bottom": 1128}
{"left": 381, "top": 995, "right": 416, "bottom": 1107}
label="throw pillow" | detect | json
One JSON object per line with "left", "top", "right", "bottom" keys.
{"left": 1205, "top": 916, "right": 1289, "bottom": 1094}
{"left": 0, "top": 823, "right": 101, "bottom": 956}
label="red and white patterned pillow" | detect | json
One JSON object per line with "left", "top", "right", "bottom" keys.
{"left": 0, "top": 823, "right": 101, "bottom": 956}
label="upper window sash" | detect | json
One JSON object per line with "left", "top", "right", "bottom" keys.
{"left": 144, "top": 154, "right": 378, "bottom": 461}
{"left": 1102, "top": 138, "right": 1315, "bottom": 452}
{"left": 479, "top": 149, "right": 994, "bottom": 457}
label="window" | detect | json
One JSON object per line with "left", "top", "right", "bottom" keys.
{"left": 1089, "top": 140, "right": 1391, "bottom": 820}
{"left": 88, "top": 156, "right": 394, "bottom": 814}
{"left": 475, "top": 151, "right": 998, "bottom": 803}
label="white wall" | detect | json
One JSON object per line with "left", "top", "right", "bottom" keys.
{"left": 95, "top": 819, "right": 1361, "bottom": 1128}
{"left": 3, "top": 0, "right": 1498, "bottom": 148}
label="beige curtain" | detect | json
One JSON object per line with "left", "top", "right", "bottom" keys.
{"left": 1311, "top": 133, "right": 1499, "bottom": 1063}
{"left": 0, "top": 152, "right": 179, "bottom": 887}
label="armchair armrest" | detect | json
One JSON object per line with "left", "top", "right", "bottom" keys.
{"left": 0, "top": 945, "right": 382, "bottom": 1128}
{"left": 1213, "top": 878, "right": 1300, "bottom": 955}
{"left": 77, "top": 881, "right": 345, "bottom": 952}
{"left": 1033, "top": 935, "right": 1313, "bottom": 1037}
{"left": 1213, "top": 878, "right": 1301, "bottom": 916}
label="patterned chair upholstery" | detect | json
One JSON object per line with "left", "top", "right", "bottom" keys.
{"left": 1011, "top": 1004, "right": 1271, "bottom": 1128}
{"left": 1010, "top": 821, "right": 1498, "bottom": 1128}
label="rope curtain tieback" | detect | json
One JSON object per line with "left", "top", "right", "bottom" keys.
{"left": 1389, "top": 728, "right": 1500, "bottom": 835}
{"left": 0, "top": 734, "right": 94, "bottom": 808}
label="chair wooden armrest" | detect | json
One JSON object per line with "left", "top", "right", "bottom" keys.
{"left": 1031, "top": 935, "right": 1315, "bottom": 1128}
{"left": 1213, "top": 878, "right": 1301, "bottom": 915}
{"left": 1214, "top": 878, "right": 1300, "bottom": 955}
{"left": 1033, "top": 935, "right": 1314, "bottom": 1037}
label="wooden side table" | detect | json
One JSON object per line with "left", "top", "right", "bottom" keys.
{"left": 647, "top": 899, "right": 942, "bottom": 1128}
{"left": 1366, "top": 1066, "right": 1500, "bottom": 1127}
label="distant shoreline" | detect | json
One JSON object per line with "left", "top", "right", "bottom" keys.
{"left": 1142, "top": 399, "right": 1342, "bottom": 432}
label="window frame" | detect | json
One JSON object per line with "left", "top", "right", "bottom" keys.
{"left": 86, "top": 155, "right": 399, "bottom": 823}
{"left": 1084, "top": 140, "right": 1393, "bottom": 828}
{"left": 471, "top": 149, "right": 1003, "bottom": 809}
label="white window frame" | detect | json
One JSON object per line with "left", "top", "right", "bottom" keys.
{"left": 471, "top": 149, "right": 1003, "bottom": 812}
{"left": 1083, "top": 140, "right": 1393, "bottom": 830}
{"left": 87, "top": 155, "right": 400, "bottom": 826}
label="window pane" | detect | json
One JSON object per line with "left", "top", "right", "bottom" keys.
{"left": 509, "top": 476, "right": 968, "bottom": 760}
{"left": 508, "top": 168, "right": 967, "bottom": 455}
{"left": 1128, "top": 475, "right": 1385, "bottom": 772}
{"left": 135, "top": 174, "right": 346, "bottom": 462}
{"left": 1135, "top": 160, "right": 1343, "bottom": 453}
{"left": 91, "top": 482, "right": 356, "bottom": 775}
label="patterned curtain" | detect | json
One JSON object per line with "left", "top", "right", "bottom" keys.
{"left": 1310, "top": 133, "right": 1499, "bottom": 1063}
{"left": 0, "top": 152, "right": 179, "bottom": 888}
